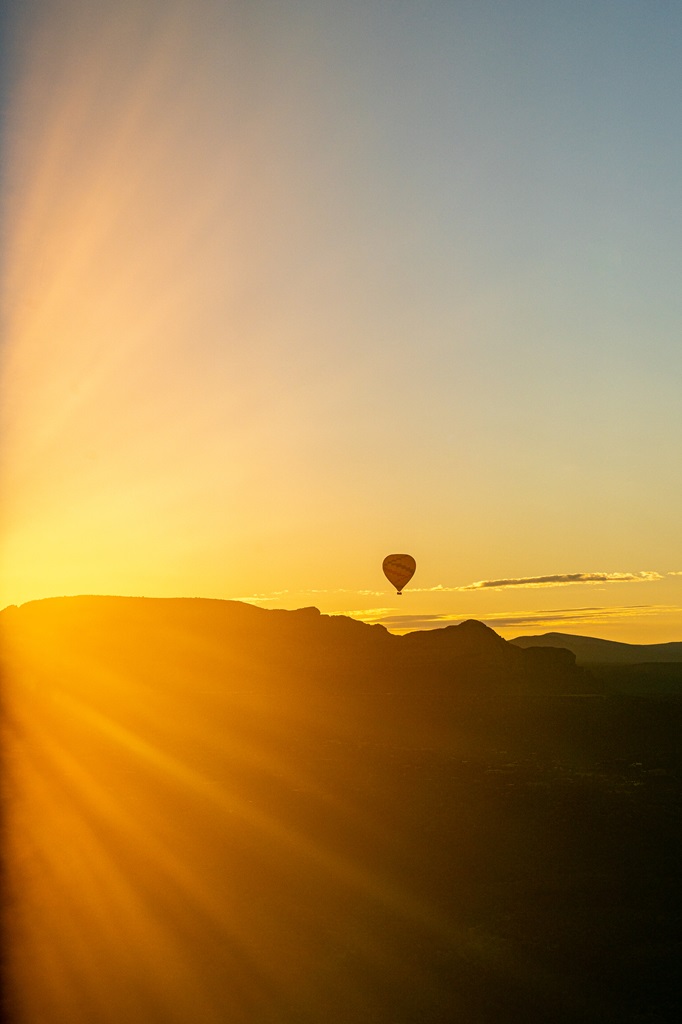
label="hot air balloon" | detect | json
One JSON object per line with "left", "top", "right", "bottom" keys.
{"left": 382, "top": 553, "right": 416, "bottom": 595}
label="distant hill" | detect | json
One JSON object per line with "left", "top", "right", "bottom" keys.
{"left": 0, "top": 597, "right": 598, "bottom": 762}
{"left": 0, "top": 594, "right": 593, "bottom": 700}
{"left": 510, "top": 631, "right": 682, "bottom": 665}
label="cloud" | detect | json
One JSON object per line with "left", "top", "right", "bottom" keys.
{"left": 232, "top": 573, "right": 667, "bottom": 607}
{"left": 233, "top": 591, "right": 290, "bottom": 603}
{"left": 347, "top": 606, "right": 397, "bottom": 621}
{"left": 357, "top": 612, "right": 461, "bottom": 631}
{"left": 408, "top": 585, "right": 461, "bottom": 593}
{"left": 359, "top": 604, "right": 680, "bottom": 634}
{"left": 460, "top": 571, "right": 662, "bottom": 590}
{"left": 233, "top": 587, "right": 388, "bottom": 604}
{"left": 479, "top": 604, "right": 669, "bottom": 628}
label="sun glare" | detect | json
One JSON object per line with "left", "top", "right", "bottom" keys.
{"left": 1, "top": 598, "right": 474, "bottom": 1021}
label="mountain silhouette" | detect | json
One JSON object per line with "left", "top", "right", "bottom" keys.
{"left": 1, "top": 595, "right": 592, "bottom": 703}
{"left": 510, "top": 630, "right": 682, "bottom": 695}
{"left": 0, "top": 594, "right": 601, "bottom": 776}
{"left": 2, "top": 596, "right": 682, "bottom": 1024}
{"left": 510, "top": 630, "right": 682, "bottom": 664}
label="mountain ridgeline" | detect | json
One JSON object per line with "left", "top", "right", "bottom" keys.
{"left": 510, "top": 631, "right": 682, "bottom": 665}
{"left": 511, "top": 630, "right": 682, "bottom": 695}
{"left": 1, "top": 595, "right": 591, "bottom": 700}
{"left": 0, "top": 596, "right": 596, "bottom": 762}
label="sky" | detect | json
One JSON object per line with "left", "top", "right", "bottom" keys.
{"left": 1, "top": 0, "right": 682, "bottom": 643}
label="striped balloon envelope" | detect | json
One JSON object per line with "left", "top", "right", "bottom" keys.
{"left": 382, "top": 554, "right": 416, "bottom": 595}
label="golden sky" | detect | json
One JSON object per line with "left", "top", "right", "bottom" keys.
{"left": 2, "top": 0, "right": 682, "bottom": 643}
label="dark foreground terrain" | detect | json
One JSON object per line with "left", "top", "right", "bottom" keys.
{"left": 1, "top": 597, "right": 681, "bottom": 1023}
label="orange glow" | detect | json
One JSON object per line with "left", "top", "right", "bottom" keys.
{"left": 3, "top": 2, "right": 682, "bottom": 638}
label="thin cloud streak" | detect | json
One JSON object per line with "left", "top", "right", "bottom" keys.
{"left": 231, "top": 573, "right": 665, "bottom": 606}
{"left": 232, "top": 571, "right": 669, "bottom": 610}
{"left": 233, "top": 588, "right": 387, "bottom": 604}
{"left": 408, "top": 585, "right": 461, "bottom": 593}
{"left": 358, "top": 604, "right": 681, "bottom": 634}
{"left": 460, "top": 572, "right": 662, "bottom": 591}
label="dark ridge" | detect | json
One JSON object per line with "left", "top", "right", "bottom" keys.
{"left": 1, "top": 595, "right": 591, "bottom": 699}
{"left": 510, "top": 630, "right": 682, "bottom": 694}
{"left": 510, "top": 630, "right": 682, "bottom": 665}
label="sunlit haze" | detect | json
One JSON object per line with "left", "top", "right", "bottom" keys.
{"left": 2, "top": 0, "right": 682, "bottom": 643}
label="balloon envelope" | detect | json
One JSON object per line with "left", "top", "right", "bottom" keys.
{"left": 382, "top": 553, "right": 416, "bottom": 595}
